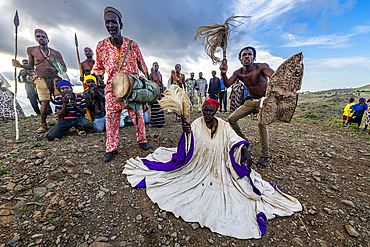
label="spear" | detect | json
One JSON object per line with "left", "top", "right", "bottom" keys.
{"left": 75, "top": 33, "right": 92, "bottom": 122}
{"left": 13, "top": 10, "right": 19, "bottom": 140}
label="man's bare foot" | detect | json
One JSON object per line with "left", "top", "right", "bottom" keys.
{"left": 37, "top": 123, "right": 48, "bottom": 133}
{"left": 256, "top": 157, "right": 268, "bottom": 169}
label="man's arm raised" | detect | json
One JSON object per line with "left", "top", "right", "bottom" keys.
{"left": 220, "top": 60, "right": 238, "bottom": 88}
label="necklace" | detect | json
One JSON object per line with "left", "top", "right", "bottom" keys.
{"left": 86, "top": 60, "right": 95, "bottom": 68}
{"left": 39, "top": 46, "right": 50, "bottom": 58}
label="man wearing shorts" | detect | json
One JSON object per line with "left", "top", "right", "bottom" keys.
{"left": 12, "top": 29, "right": 67, "bottom": 133}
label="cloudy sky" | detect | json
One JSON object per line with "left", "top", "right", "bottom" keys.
{"left": 1, "top": 0, "right": 369, "bottom": 115}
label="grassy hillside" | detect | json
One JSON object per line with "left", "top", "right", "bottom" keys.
{"left": 294, "top": 85, "right": 370, "bottom": 123}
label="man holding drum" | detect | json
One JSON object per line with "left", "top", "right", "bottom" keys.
{"left": 94, "top": 6, "right": 151, "bottom": 162}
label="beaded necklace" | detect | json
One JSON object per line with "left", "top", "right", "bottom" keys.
{"left": 39, "top": 46, "right": 50, "bottom": 59}
{"left": 86, "top": 60, "right": 95, "bottom": 68}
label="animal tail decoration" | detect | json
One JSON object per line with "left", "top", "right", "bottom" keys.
{"left": 194, "top": 15, "right": 250, "bottom": 64}
{"left": 158, "top": 85, "right": 191, "bottom": 119}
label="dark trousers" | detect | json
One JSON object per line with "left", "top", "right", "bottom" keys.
{"left": 46, "top": 117, "right": 92, "bottom": 140}
{"left": 219, "top": 91, "right": 227, "bottom": 112}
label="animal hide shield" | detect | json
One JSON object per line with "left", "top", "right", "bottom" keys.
{"left": 259, "top": 52, "right": 304, "bottom": 125}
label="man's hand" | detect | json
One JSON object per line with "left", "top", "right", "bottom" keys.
{"left": 181, "top": 116, "right": 191, "bottom": 134}
{"left": 63, "top": 95, "right": 70, "bottom": 105}
{"left": 220, "top": 59, "right": 228, "bottom": 74}
{"left": 69, "top": 100, "right": 77, "bottom": 108}
{"left": 241, "top": 145, "right": 252, "bottom": 170}
{"left": 12, "top": 59, "right": 22, "bottom": 68}
{"left": 45, "top": 66, "right": 57, "bottom": 74}
{"left": 88, "top": 88, "right": 96, "bottom": 98}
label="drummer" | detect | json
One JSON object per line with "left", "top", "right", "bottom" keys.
{"left": 94, "top": 6, "right": 151, "bottom": 162}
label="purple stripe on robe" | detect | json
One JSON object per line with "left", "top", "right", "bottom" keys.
{"left": 256, "top": 212, "right": 267, "bottom": 236}
{"left": 229, "top": 141, "right": 262, "bottom": 196}
{"left": 141, "top": 131, "right": 194, "bottom": 171}
{"left": 135, "top": 178, "right": 146, "bottom": 188}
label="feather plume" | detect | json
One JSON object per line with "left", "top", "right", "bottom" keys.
{"left": 194, "top": 16, "right": 250, "bottom": 64}
{"left": 158, "top": 85, "right": 191, "bottom": 118}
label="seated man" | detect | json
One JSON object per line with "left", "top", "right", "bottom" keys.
{"left": 346, "top": 97, "right": 368, "bottom": 128}
{"left": 46, "top": 80, "right": 92, "bottom": 140}
{"left": 123, "top": 99, "right": 302, "bottom": 240}
{"left": 82, "top": 75, "right": 106, "bottom": 133}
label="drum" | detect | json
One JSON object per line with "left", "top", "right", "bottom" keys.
{"left": 112, "top": 72, "right": 135, "bottom": 99}
{"left": 113, "top": 72, "right": 159, "bottom": 103}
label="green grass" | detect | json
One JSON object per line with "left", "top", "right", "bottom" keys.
{"left": 0, "top": 167, "right": 10, "bottom": 175}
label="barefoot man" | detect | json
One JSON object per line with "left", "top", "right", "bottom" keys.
{"left": 12, "top": 29, "right": 67, "bottom": 133}
{"left": 80, "top": 47, "right": 95, "bottom": 81}
{"left": 149, "top": 62, "right": 165, "bottom": 127}
{"left": 220, "top": 46, "right": 274, "bottom": 169}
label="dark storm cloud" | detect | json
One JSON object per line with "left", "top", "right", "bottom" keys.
{"left": 1, "top": 0, "right": 240, "bottom": 74}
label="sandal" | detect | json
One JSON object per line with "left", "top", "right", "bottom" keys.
{"left": 37, "top": 123, "right": 48, "bottom": 133}
{"left": 256, "top": 157, "right": 268, "bottom": 169}
{"left": 76, "top": 129, "right": 86, "bottom": 136}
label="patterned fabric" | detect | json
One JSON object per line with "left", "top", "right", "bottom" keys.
{"left": 230, "top": 82, "right": 244, "bottom": 112}
{"left": 55, "top": 93, "right": 86, "bottom": 120}
{"left": 94, "top": 36, "right": 148, "bottom": 150}
{"left": 185, "top": 78, "right": 196, "bottom": 102}
{"left": 93, "top": 37, "right": 148, "bottom": 94}
{"left": 364, "top": 107, "right": 370, "bottom": 126}
{"left": 149, "top": 101, "right": 164, "bottom": 128}
{"left": 203, "top": 98, "right": 220, "bottom": 110}
{"left": 0, "top": 89, "right": 25, "bottom": 119}
{"left": 105, "top": 92, "right": 147, "bottom": 152}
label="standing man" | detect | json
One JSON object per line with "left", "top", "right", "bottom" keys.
{"left": 149, "top": 62, "right": 165, "bottom": 127}
{"left": 18, "top": 59, "right": 40, "bottom": 115}
{"left": 196, "top": 72, "right": 207, "bottom": 111}
{"left": 219, "top": 78, "right": 227, "bottom": 113}
{"left": 12, "top": 29, "right": 67, "bottom": 133}
{"left": 171, "top": 64, "right": 186, "bottom": 90}
{"left": 80, "top": 47, "right": 95, "bottom": 82}
{"left": 94, "top": 6, "right": 151, "bottom": 162}
{"left": 185, "top": 72, "right": 196, "bottom": 112}
{"left": 208, "top": 70, "right": 221, "bottom": 101}
{"left": 220, "top": 46, "right": 274, "bottom": 169}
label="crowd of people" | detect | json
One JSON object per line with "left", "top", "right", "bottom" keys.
{"left": 342, "top": 97, "right": 370, "bottom": 134}
{"left": 8, "top": 5, "right": 306, "bottom": 240}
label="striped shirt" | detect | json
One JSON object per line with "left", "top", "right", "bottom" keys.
{"left": 55, "top": 93, "right": 86, "bottom": 120}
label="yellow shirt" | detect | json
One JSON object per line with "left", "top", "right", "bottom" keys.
{"left": 343, "top": 102, "right": 355, "bottom": 117}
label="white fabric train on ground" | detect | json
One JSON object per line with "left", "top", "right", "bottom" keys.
{"left": 123, "top": 117, "right": 302, "bottom": 239}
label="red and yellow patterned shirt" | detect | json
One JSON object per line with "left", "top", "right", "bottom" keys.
{"left": 93, "top": 37, "right": 148, "bottom": 94}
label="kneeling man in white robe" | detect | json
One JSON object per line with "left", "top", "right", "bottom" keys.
{"left": 123, "top": 98, "right": 302, "bottom": 239}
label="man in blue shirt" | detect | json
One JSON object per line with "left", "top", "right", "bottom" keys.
{"left": 46, "top": 80, "right": 92, "bottom": 140}
{"left": 219, "top": 78, "right": 227, "bottom": 112}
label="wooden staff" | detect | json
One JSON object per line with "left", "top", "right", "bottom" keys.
{"left": 13, "top": 10, "right": 19, "bottom": 140}
{"left": 74, "top": 33, "right": 92, "bottom": 122}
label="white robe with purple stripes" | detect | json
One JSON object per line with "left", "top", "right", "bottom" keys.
{"left": 123, "top": 117, "right": 302, "bottom": 239}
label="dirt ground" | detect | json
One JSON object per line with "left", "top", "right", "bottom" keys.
{"left": 0, "top": 110, "right": 369, "bottom": 247}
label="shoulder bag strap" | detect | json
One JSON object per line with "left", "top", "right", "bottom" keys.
{"left": 118, "top": 40, "right": 132, "bottom": 73}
